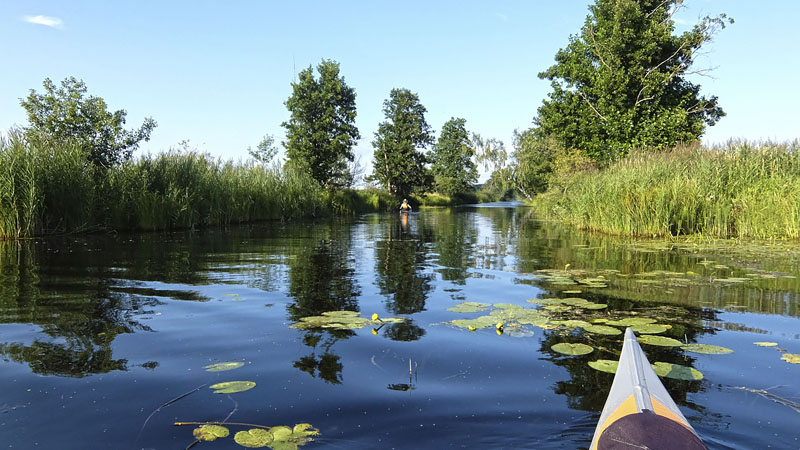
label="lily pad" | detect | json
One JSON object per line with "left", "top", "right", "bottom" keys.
{"left": 194, "top": 424, "right": 230, "bottom": 441}
{"left": 235, "top": 428, "right": 274, "bottom": 448}
{"left": 552, "top": 342, "right": 594, "bottom": 356}
{"left": 588, "top": 359, "right": 619, "bottom": 374}
{"left": 781, "top": 353, "right": 800, "bottom": 364}
{"left": 651, "top": 362, "right": 703, "bottom": 381}
{"left": 205, "top": 362, "right": 245, "bottom": 372}
{"left": 446, "top": 302, "right": 490, "bottom": 313}
{"left": 606, "top": 318, "right": 657, "bottom": 327}
{"left": 210, "top": 381, "right": 256, "bottom": 394}
{"left": 754, "top": 342, "right": 778, "bottom": 347}
{"left": 449, "top": 315, "right": 498, "bottom": 330}
{"left": 291, "top": 311, "right": 405, "bottom": 330}
{"left": 493, "top": 303, "right": 524, "bottom": 310}
{"left": 631, "top": 324, "right": 668, "bottom": 334}
{"left": 583, "top": 324, "right": 623, "bottom": 336}
{"left": 681, "top": 343, "right": 733, "bottom": 354}
{"left": 637, "top": 335, "right": 683, "bottom": 347}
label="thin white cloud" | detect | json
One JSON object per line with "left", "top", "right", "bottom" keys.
{"left": 495, "top": 12, "right": 509, "bottom": 22}
{"left": 23, "top": 15, "right": 63, "bottom": 28}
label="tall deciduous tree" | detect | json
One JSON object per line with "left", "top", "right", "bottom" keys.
{"left": 20, "top": 77, "right": 156, "bottom": 168}
{"left": 370, "top": 89, "right": 433, "bottom": 197}
{"left": 430, "top": 118, "right": 478, "bottom": 197}
{"left": 535, "top": 0, "right": 732, "bottom": 162}
{"left": 282, "top": 60, "right": 360, "bottom": 189}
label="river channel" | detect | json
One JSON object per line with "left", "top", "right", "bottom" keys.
{"left": 1, "top": 204, "right": 798, "bottom": 449}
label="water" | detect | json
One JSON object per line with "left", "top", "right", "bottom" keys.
{"left": 1, "top": 205, "right": 799, "bottom": 449}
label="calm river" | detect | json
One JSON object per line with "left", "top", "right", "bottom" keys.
{"left": 1, "top": 204, "right": 798, "bottom": 449}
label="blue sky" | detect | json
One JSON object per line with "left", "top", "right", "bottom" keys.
{"left": 1, "top": 1, "right": 798, "bottom": 179}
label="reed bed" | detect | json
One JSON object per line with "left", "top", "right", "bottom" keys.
{"left": 0, "top": 132, "right": 392, "bottom": 238}
{"left": 533, "top": 141, "right": 800, "bottom": 239}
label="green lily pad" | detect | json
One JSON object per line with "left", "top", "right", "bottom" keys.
{"left": 651, "top": 362, "right": 703, "bottom": 381}
{"left": 449, "top": 315, "right": 498, "bottom": 330}
{"left": 584, "top": 324, "right": 623, "bottom": 336}
{"left": 606, "top": 318, "right": 657, "bottom": 327}
{"left": 493, "top": 303, "right": 524, "bottom": 310}
{"left": 631, "top": 324, "right": 668, "bottom": 334}
{"left": 563, "top": 290, "right": 583, "bottom": 294}
{"left": 210, "top": 381, "right": 256, "bottom": 394}
{"left": 681, "top": 343, "right": 733, "bottom": 354}
{"left": 754, "top": 342, "right": 778, "bottom": 347}
{"left": 205, "top": 362, "right": 245, "bottom": 372}
{"left": 781, "top": 353, "right": 800, "bottom": 364}
{"left": 637, "top": 335, "right": 683, "bottom": 347}
{"left": 291, "top": 311, "right": 405, "bottom": 330}
{"left": 235, "top": 428, "right": 273, "bottom": 448}
{"left": 194, "top": 424, "right": 230, "bottom": 441}
{"left": 588, "top": 359, "right": 619, "bottom": 374}
{"left": 446, "top": 302, "right": 490, "bottom": 313}
{"left": 552, "top": 342, "right": 593, "bottom": 356}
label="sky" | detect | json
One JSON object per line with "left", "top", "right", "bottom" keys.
{"left": 1, "top": 1, "right": 798, "bottom": 181}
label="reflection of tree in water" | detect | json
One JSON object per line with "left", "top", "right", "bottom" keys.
{"left": 286, "top": 238, "right": 361, "bottom": 320}
{"left": 537, "top": 300, "right": 715, "bottom": 413}
{"left": 293, "top": 331, "right": 351, "bottom": 385}
{"left": 375, "top": 218, "right": 433, "bottom": 315}
{"left": 429, "top": 210, "right": 476, "bottom": 285}
{"left": 1, "top": 240, "right": 163, "bottom": 377}
{"left": 380, "top": 320, "right": 425, "bottom": 342}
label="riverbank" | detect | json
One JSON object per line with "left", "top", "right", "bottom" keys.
{"left": 531, "top": 141, "right": 800, "bottom": 239}
{"left": 0, "top": 133, "right": 402, "bottom": 238}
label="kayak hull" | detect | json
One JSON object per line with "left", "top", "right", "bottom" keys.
{"left": 590, "top": 328, "right": 706, "bottom": 450}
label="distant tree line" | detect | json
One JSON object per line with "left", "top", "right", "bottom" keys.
{"left": 13, "top": 0, "right": 731, "bottom": 204}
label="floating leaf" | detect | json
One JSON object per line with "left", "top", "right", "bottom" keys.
{"left": 205, "top": 362, "right": 245, "bottom": 372}
{"left": 235, "top": 428, "right": 273, "bottom": 448}
{"left": 631, "top": 324, "right": 668, "bottom": 334}
{"left": 194, "top": 424, "right": 230, "bottom": 441}
{"left": 449, "top": 315, "right": 498, "bottom": 330}
{"left": 606, "top": 318, "right": 657, "bottom": 327}
{"left": 781, "top": 353, "right": 800, "bottom": 364}
{"left": 681, "top": 343, "right": 733, "bottom": 354}
{"left": 552, "top": 343, "right": 593, "bottom": 356}
{"left": 210, "top": 381, "right": 256, "bottom": 394}
{"left": 563, "top": 290, "right": 583, "bottom": 294}
{"left": 291, "top": 311, "right": 405, "bottom": 330}
{"left": 588, "top": 359, "right": 619, "bottom": 374}
{"left": 637, "top": 335, "right": 683, "bottom": 347}
{"left": 652, "top": 362, "right": 703, "bottom": 381}
{"left": 292, "top": 423, "right": 320, "bottom": 438}
{"left": 493, "top": 303, "right": 523, "bottom": 310}
{"left": 584, "top": 324, "right": 623, "bottom": 336}
{"left": 446, "top": 302, "right": 490, "bottom": 313}
{"left": 754, "top": 342, "right": 778, "bottom": 347}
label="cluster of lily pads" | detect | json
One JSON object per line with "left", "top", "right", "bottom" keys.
{"left": 754, "top": 341, "right": 800, "bottom": 365}
{"left": 290, "top": 310, "right": 406, "bottom": 331}
{"left": 173, "top": 361, "right": 320, "bottom": 449}
{"left": 193, "top": 423, "right": 319, "bottom": 449}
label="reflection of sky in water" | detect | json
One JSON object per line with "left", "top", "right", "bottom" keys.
{"left": 0, "top": 208, "right": 799, "bottom": 449}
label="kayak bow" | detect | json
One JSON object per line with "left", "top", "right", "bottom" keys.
{"left": 590, "top": 328, "right": 706, "bottom": 450}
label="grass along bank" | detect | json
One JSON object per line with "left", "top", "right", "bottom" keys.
{"left": 0, "top": 132, "right": 398, "bottom": 239}
{"left": 531, "top": 141, "right": 800, "bottom": 239}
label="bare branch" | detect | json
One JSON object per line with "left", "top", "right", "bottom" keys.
{"left": 579, "top": 91, "right": 607, "bottom": 122}
{"left": 646, "top": 0, "right": 672, "bottom": 19}
{"left": 587, "top": 26, "right": 612, "bottom": 70}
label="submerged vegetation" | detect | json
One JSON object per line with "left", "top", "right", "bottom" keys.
{"left": 532, "top": 141, "right": 800, "bottom": 238}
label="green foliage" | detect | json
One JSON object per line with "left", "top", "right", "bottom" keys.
{"left": 282, "top": 60, "right": 360, "bottom": 189}
{"left": 430, "top": 118, "right": 478, "bottom": 197}
{"left": 369, "top": 88, "right": 434, "bottom": 198}
{"left": 20, "top": 77, "right": 156, "bottom": 168}
{"left": 535, "top": 0, "right": 731, "bottom": 161}
{"left": 248, "top": 135, "right": 278, "bottom": 165}
{"left": 533, "top": 141, "right": 800, "bottom": 238}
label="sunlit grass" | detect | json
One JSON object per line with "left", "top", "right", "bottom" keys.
{"left": 532, "top": 141, "right": 800, "bottom": 239}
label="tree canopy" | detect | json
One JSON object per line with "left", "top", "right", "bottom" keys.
{"left": 535, "top": 0, "right": 731, "bottom": 162}
{"left": 20, "top": 77, "right": 156, "bottom": 168}
{"left": 430, "top": 118, "right": 478, "bottom": 197}
{"left": 370, "top": 88, "right": 434, "bottom": 198}
{"left": 282, "top": 60, "right": 360, "bottom": 189}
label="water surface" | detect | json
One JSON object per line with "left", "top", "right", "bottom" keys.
{"left": 1, "top": 205, "right": 799, "bottom": 449}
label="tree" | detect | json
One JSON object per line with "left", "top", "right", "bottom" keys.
{"left": 370, "top": 88, "right": 434, "bottom": 198}
{"left": 248, "top": 134, "right": 278, "bottom": 165}
{"left": 535, "top": 0, "right": 732, "bottom": 162}
{"left": 430, "top": 118, "right": 478, "bottom": 197}
{"left": 282, "top": 60, "right": 360, "bottom": 189}
{"left": 20, "top": 77, "right": 156, "bottom": 168}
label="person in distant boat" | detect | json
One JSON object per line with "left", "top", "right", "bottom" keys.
{"left": 400, "top": 199, "right": 412, "bottom": 212}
